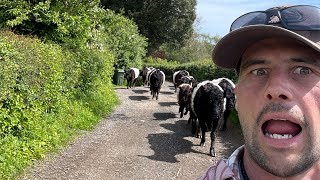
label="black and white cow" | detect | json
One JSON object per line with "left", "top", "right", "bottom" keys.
{"left": 124, "top": 68, "right": 140, "bottom": 89}
{"left": 177, "top": 83, "right": 193, "bottom": 118}
{"left": 212, "top": 78, "right": 236, "bottom": 131}
{"left": 176, "top": 75, "right": 196, "bottom": 88}
{"left": 172, "top": 70, "right": 189, "bottom": 92}
{"left": 140, "top": 67, "right": 154, "bottom": 86}
{"left": 149, "top": 69, "right": 165, "bottom": 100}
{"left": 145, "top": 68, "right": 156, "bottom": 86}
{"left": 190, "top": 80, "right": 225, "bottom": 157}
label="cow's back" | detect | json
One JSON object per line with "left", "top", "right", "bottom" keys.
{"left": 150, "top": 69, "right": 163, "bottom": 88}
{"left": 191, "top": 81, "right": 224, "bottom": 127}
{"left": 173, "top": 70, "right": 189, "bottom": 84}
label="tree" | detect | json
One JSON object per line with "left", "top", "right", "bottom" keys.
{"left": 162, "top": 32, "right": 221, "bottom": 63}
{"left": 102, "top": 9, "right": 147, "bottom": 69}
{"left": 0, "top": 0, "right": 104, "bottom": 48}
{"left": 101, "top": 0, "right": 197, "bottom": 54}
{"left": 0, "top": 0, "right": 147, "bottom": 69}
{"left": 158, "top": 15, "right": 221, "bottom": 63}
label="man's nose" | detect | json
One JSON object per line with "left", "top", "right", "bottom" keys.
{"left": 264, "top": 72, "right": 293, "bottom": 101}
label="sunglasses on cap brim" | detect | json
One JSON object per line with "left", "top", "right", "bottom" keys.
{"left": 230, "top": 5, "right": 320, "bottom": 32}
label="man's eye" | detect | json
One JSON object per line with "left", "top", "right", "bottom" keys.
{"left": 252, "top": 69, "right": 267, "bottom": 76}
{"left": 293, "top": 67, "right": 312, "bottom": 75}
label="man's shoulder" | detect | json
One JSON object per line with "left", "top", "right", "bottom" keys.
{"left": 197, "top": 159, "right": 236, "bottom": 180}
{"left": 197, "top": 145, "right": 244, "bottom": 180}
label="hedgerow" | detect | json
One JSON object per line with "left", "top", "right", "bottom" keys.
{"left": 0, "top": 0, "right": 147, "bottom": 73}
{"left": 144, "top": 57, "right": 238, "bottom": 82}
{"left": 0, "top": 1, "right": 147, "bottom": 179}
{"left": 0, "top": 30, "right": 118, "bottom": 179}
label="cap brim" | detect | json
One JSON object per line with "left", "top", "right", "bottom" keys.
{"left": 212, "top": 25, "right": 320, "bottom": 69}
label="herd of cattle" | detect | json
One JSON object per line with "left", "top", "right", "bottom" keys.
{"left": 124, "top": 67, "right": 236, "bottom": 157}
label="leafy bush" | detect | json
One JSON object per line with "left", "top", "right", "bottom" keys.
{"left": 0, "top": 0, "right": 103, "bottom": 49}
{"left": 0, "top": 0, "right": 146, "bottom": 178}
{"left": 0, "top": 30, "right": 118, "bottom": 179}
{"left": 0, "top": 0, "right": 148, "bottom": 73}
{"left": 102, "top": 9, "right": 147, "bottom": 70}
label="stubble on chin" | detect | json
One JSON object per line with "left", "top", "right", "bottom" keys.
{"left": 242, "top": 103, "right": 319, "bottom": 177}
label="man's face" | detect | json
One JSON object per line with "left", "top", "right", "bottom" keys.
{"left": 236, "top": 37, "right": 320, "bottom": 177}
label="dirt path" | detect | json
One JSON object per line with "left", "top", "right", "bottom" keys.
{"left": 21, "top": 81, "right": 244, "bottom": 180}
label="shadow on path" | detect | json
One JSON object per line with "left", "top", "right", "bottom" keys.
{"left": 139, "top": 120, "right": 197, "bottom": 163}
{"left": 158, "top": 102, "right": 177, "bottom": 107}
{"left": 153, "top": 112, "right": 177, "bottom": 120}
{"left": 132, "top": 89, "right": 149, "bottom": 94}
{"left": 161, "top": 91, "right": 175, "bottom": 95}
{"left": 129, "top": 95, "right": 150, "bottom": 101}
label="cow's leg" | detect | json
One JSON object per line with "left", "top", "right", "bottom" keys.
{"left": 191, "top": 117, "right": 196, "bottom": 135}
{"left": 196, "top": 119, "right": 201, "bottom": 138}
{"left": 179, "top": 105, "right": 184, "bottom": 118}
{"left": 209, "top": 117, "right": 220, "bottom": 156}
{"left": 221, "top": 109, "right": 231, "bottom": 131}
{"left": 200, "top": 130, "right": 206, "bottom": 147}
{"left": 156, "top": 89, "right": 159, "bottom": 100}
{"left": 184, "top": 105, "right": 189, "bottom": 115}
{"left": 199, "top": 123, "right": 206, "bottom": 147}
{"left": 191, "top": 118, "right": 200, "bottom": 138}
{"left": 142, "top": 77, "right": 146, "bottom": 86}
{"left": 188, "top": 109, "right": 194, "bottom": 124}
{"left": 210, "top": 130, "right": 217, "bottom": 157}
{"left": 133, "top": 79, "right": 137, "bottom": 88}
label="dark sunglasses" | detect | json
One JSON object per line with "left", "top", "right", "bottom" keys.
{"left": 230, "top": 5, "right": 320, "bottom": 32}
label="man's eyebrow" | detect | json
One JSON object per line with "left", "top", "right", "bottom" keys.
{"left": 291, "top": 57, "right": 320, "bottom": 68}
{"left": 240, "top": 59, "right": 267, "bottom": 71}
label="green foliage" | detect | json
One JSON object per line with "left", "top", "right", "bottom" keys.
{"left": 0, "top": 31, "right": 65, "bottom": 137}
{"left": 144, "top": 57, "right": 238, "bottom": 83}
{"left": 102, "top": 9, "right": 147, "bottom": 69}
{"left": 0, "top": 0, "right": 104, "bottom": 49}
{"left": 229, "top": 109, "right": 240, "bottom": 128}
{"left": 162, "top": 33, "right": 221, "bottom": 63}
{"left": 0, "top": 0, "right": 147, "bottom": 72}
{"left": 0, "top": 0, "right": 146, "bottom": 178}
{"left": 101, "top": 0, "right": 197, "bottom": 54}
{"left": 0, "top": 30, "right": 118, "bottom": 179}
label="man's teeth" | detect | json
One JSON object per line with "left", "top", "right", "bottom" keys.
{"left": 265, "top": 132, "right": 293, "bottom": 139}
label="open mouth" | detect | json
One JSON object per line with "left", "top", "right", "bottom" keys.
{"left": 262, "top": 120, "right": 302, "bottom": 139}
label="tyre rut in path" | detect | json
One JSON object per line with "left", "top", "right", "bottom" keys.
{"left": 21, "top": 81, "right": 244, "bottom": 180}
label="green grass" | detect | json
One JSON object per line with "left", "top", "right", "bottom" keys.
{"left": 0, "top": 86, "right": 118, "bottom": 180}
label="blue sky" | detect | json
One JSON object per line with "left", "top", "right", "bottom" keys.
{"left": 196, "top": 0, "right": 320, "bottom": 37}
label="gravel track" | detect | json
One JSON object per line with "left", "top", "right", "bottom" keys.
{"left": 20, "top": 81, "right": 244, "bottom": 180}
